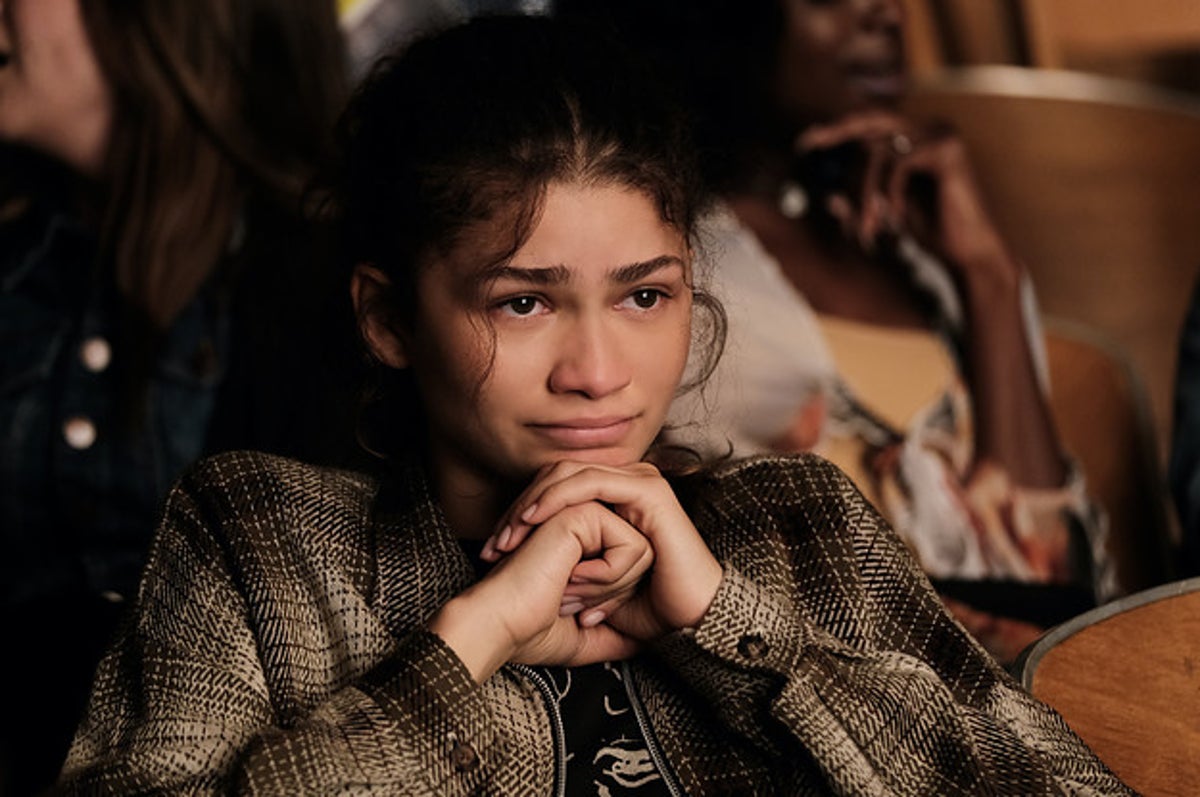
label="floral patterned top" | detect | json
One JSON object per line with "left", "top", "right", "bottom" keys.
{"left": 668, "top": 210, "right": 1113, "bottom": 660}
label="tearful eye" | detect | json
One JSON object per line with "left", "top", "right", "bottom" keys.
{"left": 630, "top": 289, "right": 661, "bottom": 309}
{"left": 504, "top": 296, "right": 540, "bottom": 316}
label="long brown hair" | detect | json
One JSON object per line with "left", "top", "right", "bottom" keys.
{"left": 80, "top": 0, "right": 347, "bottom": 330}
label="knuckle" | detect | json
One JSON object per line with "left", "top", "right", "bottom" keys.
{"left": 558, "top": 502, "right": 595, "bottom": 523}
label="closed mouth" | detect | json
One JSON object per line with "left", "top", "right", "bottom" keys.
{"left": 847, "top": 57, "right": 903, "bottom": 80}
{"left": 538, "top": 416, "right": 633, "bottom": 429}
{"left": 844, "top": 58, "right": 905, "bottom": 99}
{"left": 528, "top": 415, "right": 638, "bottom": 447}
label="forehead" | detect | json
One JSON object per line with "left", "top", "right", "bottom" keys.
{"left": 512, "top": 181, "right": 687, "bottom": 269}
{"left": 436, "top": 180, "right": 689, "bottom": 286}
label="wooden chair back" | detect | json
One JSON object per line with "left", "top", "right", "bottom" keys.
{"left": 1020, "top": 577, "right": 1200, "bottom": 796}
{"left": 903, "top": 67, "right": 1200, "bottom": 465}
{"left": 1019, "top": 0, "right": 1200, "bottom": 69}
{"left": 1043, "top": 319, "right": 1174, "bottom": 594}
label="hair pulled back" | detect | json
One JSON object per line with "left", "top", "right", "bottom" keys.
{"left": 333, "top": 14, "right": 723, "bottom": 460}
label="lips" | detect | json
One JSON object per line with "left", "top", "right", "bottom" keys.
{"left": 846, "top": 59, "right": 905, "bottom": 101}
{"left": 528, "top": 416, "right": 637, "bottom": 448}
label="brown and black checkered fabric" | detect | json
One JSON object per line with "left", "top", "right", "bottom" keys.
{"left": 56, "top": 451, "right": 1133, "bottom": 795}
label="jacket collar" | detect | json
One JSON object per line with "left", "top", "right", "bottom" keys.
{"left": 369, "top": 457, "right": 479, "bottom": 640}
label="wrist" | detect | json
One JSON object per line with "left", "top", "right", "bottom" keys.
{"left": 957, "top": 260, "right": 1026, "bottom": 333}
{"left": 951, "top": 243, "right": 1022, "bottom": 301}
{"left": 683, "top": 559, "right": 724, "bottom": 629}
{"left": 428, "top": 589, "right": 515, "bottom": 684}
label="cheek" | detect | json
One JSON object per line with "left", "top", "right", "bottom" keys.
{"left": 485, "top": 334, "right": 547, "bottom": 401}
{"left": 648, "top": 317, "right": 693, "bottom": 397}
{"left": 777, "top": 16, "right": 853, "bottom": 114}
{"left": 412, "top": 315, "right": 493, "bottom": 400}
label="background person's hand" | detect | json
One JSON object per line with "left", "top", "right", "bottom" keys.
{"left": 799, "top": 110, "right": 1018, "bottom": 291}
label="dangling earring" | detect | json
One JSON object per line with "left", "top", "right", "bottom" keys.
{"left": 778, "top": 180, "right": 808, "bottom": 220}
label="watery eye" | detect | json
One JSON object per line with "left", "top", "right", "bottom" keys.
{"left": 630, "top": 289, "right": 662, "bottom": 309}
{"left": 505, "top": 296, "right": 540, "bottom": 315}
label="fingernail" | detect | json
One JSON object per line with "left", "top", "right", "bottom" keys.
{"left": 480, "top": 538, "right": 496, "bottom": 561}
{"left": 559, "top": 602, "right": 584, "bottom": 617}
{"left": 579, "top": 609, "right": 606, "bottom": 628}
{"left": 497, "top": 525, "right": 512, "bottom": 551}
{"left": 520, "top": 503, "right": 538, "bottom": 523}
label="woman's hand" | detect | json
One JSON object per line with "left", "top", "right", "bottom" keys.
{"left": 799, "top": 110, "right": 1019, "bottom": 294}
{"left": 429, "top": 499, "right": 652, "bottom": 683}
{"left": 801, "top": 111, "right": 1069, "bottom": 489}
{"left": 483, "top": 460, "right": 723, "bottom": 642}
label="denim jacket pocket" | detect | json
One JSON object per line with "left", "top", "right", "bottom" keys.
{"left": 0, "top": 302, "right": 70, "bottom": 398}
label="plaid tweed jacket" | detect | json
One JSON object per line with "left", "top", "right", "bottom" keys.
{"left": 57, "top": 451, "right": 1132, "bottom": 795}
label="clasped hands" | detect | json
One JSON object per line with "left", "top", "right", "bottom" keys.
{"left": 428, "top": 461, "right": 723, "bottom": 684}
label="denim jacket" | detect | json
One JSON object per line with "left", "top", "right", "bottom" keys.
{"left": 1, "top": 195, "right": 366, "bottom": 613}
{"left": 0, "top": 201, "right": 231, "bottom": 606}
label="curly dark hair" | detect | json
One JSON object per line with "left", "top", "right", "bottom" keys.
{"left": 552, "top": 0, "right": 789, "bottom": 194}
{"left": 329, "top": 14, "right": 726, "bottom": 462}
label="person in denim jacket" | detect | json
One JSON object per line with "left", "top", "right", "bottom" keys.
{"left": 0, "top": 1, "right": 352, "bottom": 791}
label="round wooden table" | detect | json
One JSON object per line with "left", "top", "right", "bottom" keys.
{"left": 1020, "top": 577, "right": 1200, "bottom": 796}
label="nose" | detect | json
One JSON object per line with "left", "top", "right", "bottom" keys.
{"left": 547, "top": 316, "right": 632, "bottom": 399}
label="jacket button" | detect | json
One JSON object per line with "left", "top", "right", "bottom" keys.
{"left": 450, "top": 741, "right": 478, "bottom": 771}
{"left": 63, "top": 416, "right": 98, "bottom": 450}
{"left": 79, "top": 336, "right": 112, "bottom": 373}
{"left": 737, "top": 633, "right": 768, "bottom": 661}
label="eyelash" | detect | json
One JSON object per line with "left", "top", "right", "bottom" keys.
{"left": 492, "top": 287, "right": 671, "bottom": 318}
{"left": 621, "top": 288, "right": 667, "bottom": 311}
{"left": 497, "top": 295, "right": 546, "bottom": 317}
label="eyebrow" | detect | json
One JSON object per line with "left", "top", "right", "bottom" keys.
{"left": 485, "top": 255, "right": 686, "bottom": 286}
{"left": 611, "top": 255, "right": 687, "bottom": 283}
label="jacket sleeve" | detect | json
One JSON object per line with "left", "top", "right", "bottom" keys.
{"left": 653, "top": 454, "right": 1135, "bottom": 797}
{"left": 55, "top": 463, "right": 501, "bottom": 796}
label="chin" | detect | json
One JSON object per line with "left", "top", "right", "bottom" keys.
{"left": 534, "top": 446, "right": 646, "bottom": 470}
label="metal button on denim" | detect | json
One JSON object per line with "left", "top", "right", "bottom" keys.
{"left": 79, "top": 336, "right": 112, "bottom": 373}
{"left": 63, "top": 416, "right": 98, "bottom": 450}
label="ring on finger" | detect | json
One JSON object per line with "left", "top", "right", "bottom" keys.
{"left": 890, "top": 132, "right": 914, "bottom": 156}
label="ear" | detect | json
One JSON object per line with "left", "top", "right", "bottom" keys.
{"left": 350, "top": 264, "right": 410, "bottom": 369}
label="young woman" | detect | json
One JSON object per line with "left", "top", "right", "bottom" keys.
{"left": 555, "top": 0, "right": 1110, "bottom": 664}
{"left": 58, "top": 15, "right": 1130, "bottom": 795}
{"left": 0, "top": 0, "right": 350, "bottom": 790}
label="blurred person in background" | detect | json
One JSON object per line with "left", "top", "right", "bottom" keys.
{"left": 555, "top": 0, "right": 1112, "bottom": 665}
{"left": 338, "top": 0, "right": 552, "bottom": 83}
{"left": 339, "top": 0, "right": 465, "bottom": 82}
{"left": 0, "top": 0, "right": 351, "bottom": 790}
{"left": 1170, "top": 277, "right": 1200, "bottom": 578}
